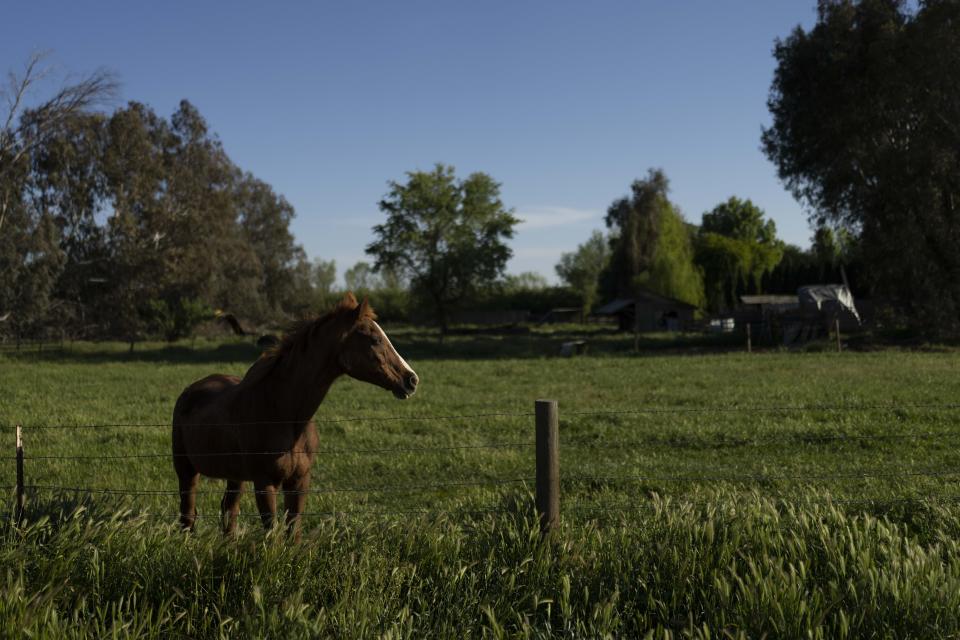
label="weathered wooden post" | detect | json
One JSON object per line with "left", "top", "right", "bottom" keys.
{"left": 15, "top": 425, "right": 23, "bottom": 526}
{"left": 835, "top": 317, "right": 842, "bottom": 353}
{"left": 746, "top": 322, "right": 752, "bottom": 353}
{"left": 535, "top": 400, "right": 559, "bottom": 534}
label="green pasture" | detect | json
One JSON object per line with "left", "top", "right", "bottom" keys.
{"left": 2, "top": 328, "right": 960, "bottom": 637}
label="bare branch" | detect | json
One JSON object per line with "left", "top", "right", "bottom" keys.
{"left": 0, "top": 52, "right": 119, "bottom": 186}
{"left": 1, "top": 51, "right": 54, "bottom": 147}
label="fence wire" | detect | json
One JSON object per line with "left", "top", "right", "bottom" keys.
{"left": 23, "top": 476, "right": 534, "bottom": 496}
{"left": 7, "top": 403, "right": 960, "bottom": 523}
{"left": 564, "top": 468, "right": 960, "bottom": 484}
{"left": 12, "top": 441, "right": 533, "bottom": 461}
{"left": 5, "top": 401, "right": 960, "bottom": 432}
{"left": 0, "top": 411, "right": 535, "bottom": 431}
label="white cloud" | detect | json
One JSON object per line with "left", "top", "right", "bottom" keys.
{"left": 515, "top": 206, "right": 601, "bottom": 230}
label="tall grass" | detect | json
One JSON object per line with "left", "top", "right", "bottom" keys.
{"left": 3, "top": 336, "right": 960, "bottom": 636}
{"left": 4, "top": 492, "right": 960, "bottom": 638}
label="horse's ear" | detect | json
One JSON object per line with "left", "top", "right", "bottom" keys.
{"left": 346, "top": 297, "right": 370, "bottom": 326}
{"left": 340, "top": 291, "right": 358, "bottom": 309}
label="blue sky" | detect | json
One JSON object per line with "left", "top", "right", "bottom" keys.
{"left": 3, "top": 1, "right": 818, "bottom": 284}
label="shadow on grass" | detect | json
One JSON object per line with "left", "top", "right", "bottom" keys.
{"left": 0, "top": 326, "right": 750, "bottom": 365}
{"left": 0, "top": 341, "right": 263, "bottom": 365}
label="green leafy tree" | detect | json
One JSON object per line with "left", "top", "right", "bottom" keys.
{"left": 503, "top": 272, "right": 548, "bottom": 292}
{"left": 312, "top": 258, "right": 337, "bottom": 294}
{"left": 0, "top": 52, "right": 116, "bottom": 240}
{"left": 645, "top": 207, "right": 705, "bottom": 309}
{"left": 556, "top": 230, "right": 611, "bottom": 318}
{"left": 695, "top": 197, "right": 783, "bottom": 311}
{"left": 0, "top": 53, "right": 115, "bottom": 337}
{"left": 344, "top": 261, "right": 380, "bottom": 293}
{"left": 763, "top": 0, "right": 960, "bottom": 334}
{"left": 605, "top": 169, "right": 666, "bottom": 296}
{"left": 234, "top": 173, "right": 308, "bottom": 320}
{"left": 366, "top": 163, "right": 519, "bottom": 335}
{"left": 764, "top": 244, "right": 820, "bottom": 294}
{"left": 603, "top": 169, "right": 704, "bottom": 307}
{"left": 2, "top": 57, "right": 317, "bottom": 341}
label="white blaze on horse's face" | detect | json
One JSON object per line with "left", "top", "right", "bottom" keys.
{"left": 372, "top": 322, "right": 418, "bottom": 399}
{"left": 339, "top": 318, "right": 419, "bottom": 400}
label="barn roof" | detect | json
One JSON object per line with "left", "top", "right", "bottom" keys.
{"left": 594, "top": 291, "right": 698, "bottom": 315}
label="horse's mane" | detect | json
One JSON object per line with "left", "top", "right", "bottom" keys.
{"left": 241, "top": 293, "right": 376, "bottom": 387}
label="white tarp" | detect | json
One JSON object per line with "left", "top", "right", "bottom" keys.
{"left": 798, "top": 284, "right": 861, "bottom": 326}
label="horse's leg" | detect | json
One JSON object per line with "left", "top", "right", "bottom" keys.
{"left": 220, "top": 480, "right": 244, "bottom": 535}
{"left": 282, "top": 474, "right": 309, "bottom": 542}
{"left": 253, "top": 480, "right": 278, "bottom": 531}
{"left": 176, "top": 466, "right": 200, "bottom": 531}
{"left": 172, "top": 423, "right": 200, "bottom": 531}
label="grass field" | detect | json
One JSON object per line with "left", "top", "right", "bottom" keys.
{"left": 2, "top": 327, "right": 960, "bottom": 637}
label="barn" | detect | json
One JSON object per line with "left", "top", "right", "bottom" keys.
{"left": 594, "top": 291, "right": 698, "bottom": 332}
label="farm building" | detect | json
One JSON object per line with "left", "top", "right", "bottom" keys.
{"left": 739, "top": 285, "right": 862, "bottom": 344}
{"left": 537, "top": 307, "right": 584, "bottom": 324}
{"left": 594, "top": 291, "right": 697, "bottom": 332}
{"left": 739, "top": 294, "right": 799, "bottom": 316}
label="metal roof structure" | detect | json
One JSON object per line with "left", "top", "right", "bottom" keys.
{"left": 740, "top": 295, "right": 798, "bottom": 306}
{"left": 594, "top": 291, "right": 699, "bottom": 315}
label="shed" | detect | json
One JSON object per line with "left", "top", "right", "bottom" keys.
{"left": 737, "top": 294, "right": 800, "bottom": 333}
{"left": 594, "top": 291, "right": 697, "bottom": 332}
{"left": 739, "top": 294, "right": 799, "bottom": 314}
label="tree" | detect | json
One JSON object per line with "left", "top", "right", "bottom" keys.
{"left": 0, "top": 53, "right": 116, "bottom": 336}
{"left": 503, "top": 272, "right": 548, "bottom": 292}
{"left": 764, "top": 244, "right": 819, "bottom": 294}
{"left": 96, "top": 100, "right": 265, "bottom": 341}
{"left": 645, "top": 206, "right": 705, "bottom": 309}
{"left": 312, "top": 258, "right": 337, "bottom": 295}
{"left": 0, "top": 52, "right": 117, "bottom": 238}
{"left": 366, "top": 163, "right": 519, "bottom": 335}
{"left": 603, "top": 169, "right": 704, "bottom": 307}
{"left": 1, "top": 56, "right": 312, "bottom": 341}
{"left": 556, "top": 230, "right": 611, "bottom": 318}
{"left": 763, "top": 0, "right": 960, "bottom": 334}
{"left": 701, "top": 196, "right": 778, "bottom": 245}
{"left": 234, "top": 172, "right": 309, "bottom": 319}
{"left": 344, "top": 261, "right": 380, "bottom": 292}
{"left": 605, "top": 169, "right": 667, "bottom": 296}
{"left": 695, "top": 197, "right": 783, "bottom": 311}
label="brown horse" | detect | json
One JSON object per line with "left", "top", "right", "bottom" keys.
{"left": 172, "top": 293, "right": 418, "bottom": 537}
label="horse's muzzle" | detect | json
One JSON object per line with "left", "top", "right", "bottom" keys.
{"left": 393, "top": 372, "right": 419, "bottom": 400}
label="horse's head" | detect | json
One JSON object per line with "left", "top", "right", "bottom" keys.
{"left": 337, "top": 294, "right": 419, "bottom": 400}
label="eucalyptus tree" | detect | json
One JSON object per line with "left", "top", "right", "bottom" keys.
{"left": 0, "top": 53, "right": 115, "bottom": 338}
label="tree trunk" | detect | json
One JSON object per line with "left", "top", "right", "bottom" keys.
{"left": 437, "top": 306, "right": 447, "bottom": 345}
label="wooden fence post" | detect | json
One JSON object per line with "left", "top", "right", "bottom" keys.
{"left": 746, "top": 323, "right": 752, "bottom": 353}
{"left": 15, "top": 425, "right": 23, "bottom": 526}
{"left": 535, "top": 399, "right": 559, "bottom": 534}
{"left": 835, "top": 318, "right": 842, "bottom": 353}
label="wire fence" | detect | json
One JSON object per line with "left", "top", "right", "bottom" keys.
{"left": 7, "top": 401, "right": 960, "bottom": 526}
{"left": 6, "top": 401, "right": 960, "bottom": 432}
